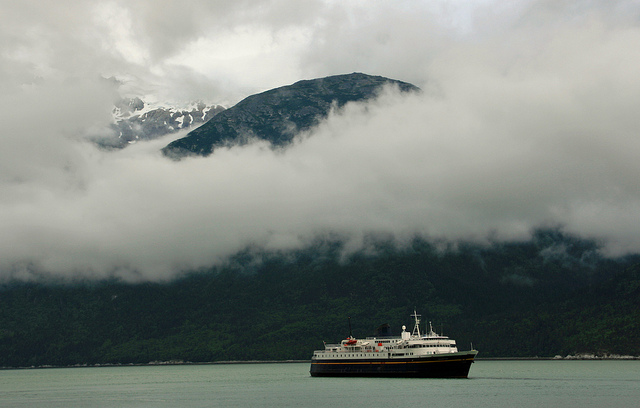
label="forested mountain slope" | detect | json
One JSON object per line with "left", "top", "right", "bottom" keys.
{"left": 1, "top": 231, "right": 638, "bottom": 367}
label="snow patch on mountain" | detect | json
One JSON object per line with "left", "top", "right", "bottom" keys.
{"left": 101, "top": 97, "right": 226, "bottom": 148}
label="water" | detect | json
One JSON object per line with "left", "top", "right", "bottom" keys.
{"left": 1, "top": 360, "right": 638, "bottom": 407}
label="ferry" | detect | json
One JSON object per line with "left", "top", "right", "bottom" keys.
{"left": 310, "top": 311, "right": 478, "bottom": 377}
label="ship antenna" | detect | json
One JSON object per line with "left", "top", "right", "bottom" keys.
{"left": 348, "top": 316, "right": 353, "bottom": 338}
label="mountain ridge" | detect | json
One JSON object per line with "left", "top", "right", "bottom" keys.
{"left": 162, "top": 73, "right": 420, "bottom": 158}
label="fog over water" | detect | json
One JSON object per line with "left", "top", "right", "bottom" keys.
{"left": 1, "top": 0, "right": 640, "bottom": 280}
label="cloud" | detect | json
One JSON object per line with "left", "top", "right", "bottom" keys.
{"left": 0, "top": 0, "right": 523, "bottom": 103}
{"left": 1, "top": 0, "right": 640, "bottom": 280}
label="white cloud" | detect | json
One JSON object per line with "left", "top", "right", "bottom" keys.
{"left": 92, "top": 2, "right": 150, "bottom": 66}
{"left": 1, "top": 0, "right": 640, "bottom": 280}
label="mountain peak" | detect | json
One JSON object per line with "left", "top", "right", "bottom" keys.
{"left": 162, "top": 73, "right": 420, "bottom": 158}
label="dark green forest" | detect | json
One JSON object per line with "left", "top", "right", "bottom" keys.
{"left": 1, "top": 229, "right": 639, "bottom": 368}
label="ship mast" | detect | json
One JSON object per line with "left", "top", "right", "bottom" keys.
{"left": 410, "top": 310, "right": 421, "bottom": 337}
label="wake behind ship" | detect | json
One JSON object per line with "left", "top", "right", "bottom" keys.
{"left": 310, "top": 311, "right": 477, "bottom": 378}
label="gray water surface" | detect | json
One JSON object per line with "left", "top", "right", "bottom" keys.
{"left": 1, "top": 360, "right": 638, "bottom": 407}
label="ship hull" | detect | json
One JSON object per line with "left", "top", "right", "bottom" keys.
{"left": 310, "top": 351, "right": 477, "bottom": 378}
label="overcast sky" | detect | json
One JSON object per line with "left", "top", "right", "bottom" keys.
{"left": 1, "top": 0, "right": 640, "bottom": 281}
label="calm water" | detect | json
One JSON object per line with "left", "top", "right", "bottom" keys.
{"left": 1, "top": 360, "right": 638, "bottom": 407}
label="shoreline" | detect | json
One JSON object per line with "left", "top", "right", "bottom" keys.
{"left": 2, "top": 355, "right": 639, "bottom": 370}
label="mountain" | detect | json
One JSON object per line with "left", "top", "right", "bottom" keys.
{"left": 98, "top": 98, "right": 226, "bottom": 148}
{"left": 161, "top": 73, "right": 420, "bottom": 158}
{"left": 1, "top": 230, "right": 639, "bottom": 367}
{"left": 3, "top": 73, "right": 638, "bottom": 367}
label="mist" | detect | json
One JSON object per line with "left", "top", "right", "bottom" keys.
{"left": 1, "top": 0, "right": 640, "bottom": 280}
